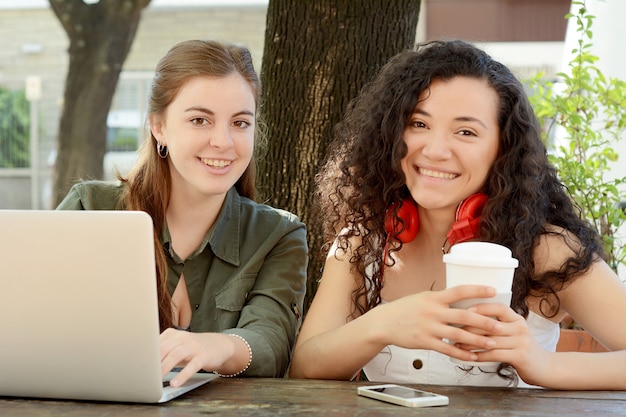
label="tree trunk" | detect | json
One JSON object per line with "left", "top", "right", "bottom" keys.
{"left": 260, "top": 0, "right": 421, "bottom": 310}
{"left": 49, "top": 0, "right": 151, "bottom": 207}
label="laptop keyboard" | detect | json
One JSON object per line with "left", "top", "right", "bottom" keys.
{"left": 163, "top": 367, "right": 185, "bottom": 387}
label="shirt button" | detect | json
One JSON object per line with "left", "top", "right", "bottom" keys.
{"left": 291, "top": 301, "right": 302, "bottom": 319}
{"left": 412, "top": 359, "right": 423, "bottom": 370}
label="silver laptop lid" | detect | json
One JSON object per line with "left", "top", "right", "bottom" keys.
{"left": 0, "top": 210, "right": 167, "bottom": 403}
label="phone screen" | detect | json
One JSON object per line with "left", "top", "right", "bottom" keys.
{"left": 372, "top": 386, "right": 438, "bottom": 398}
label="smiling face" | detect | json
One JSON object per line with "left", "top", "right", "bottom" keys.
{"left": 149, "top": 73, "right": 256, "bottom": 202}
{"left": 400, "top": 76, "right": 500, "bottom": 213}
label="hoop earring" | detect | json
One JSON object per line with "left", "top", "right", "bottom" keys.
{"left": 157, "top": 142, "right": 168, "bottom": 159}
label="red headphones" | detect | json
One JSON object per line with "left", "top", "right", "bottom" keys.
{"left": 384, "top": 192, "right": 488, "bottom": 247}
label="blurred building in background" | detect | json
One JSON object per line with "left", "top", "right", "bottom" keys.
{"left": 0, "top": 0, "right": 599, "bottom": 209}
{"left": 0, "top": 0, "right": 268, "bottom": 209}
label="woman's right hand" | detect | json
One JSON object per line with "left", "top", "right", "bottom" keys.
{"left": 368, "top": 285, "right": 502, "bottom": 362}
{"left": 160, "top": 330, "right": 250, "bottom": 387}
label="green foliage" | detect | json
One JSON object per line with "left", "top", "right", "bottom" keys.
{"left": 107, "top": 127, "right": 139, "bottom": 152}
{"left": 528, "top": 1, "right": 626, "bottom": 272}
{"left": 0, "top": 87, "right": 30, "bottom": 168}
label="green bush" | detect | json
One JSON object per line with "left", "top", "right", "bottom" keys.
{"left": 528, "top": 0, "right": 626, "bottom": 272}
{"left": 107, "top": 127, "right": 139, "bottom": 152}
{"left": 0, "top": 87, "right": 30, "bottom": 168}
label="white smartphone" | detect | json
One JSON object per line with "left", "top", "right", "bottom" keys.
{"left": 357, "top": 384, "right": 449, "bottom": 408}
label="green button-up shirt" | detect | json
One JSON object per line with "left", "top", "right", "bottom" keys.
{"left": 56, "top": 180, "right": 308, "bottom": 377}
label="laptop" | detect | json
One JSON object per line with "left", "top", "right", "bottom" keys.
{"left": 0, "top": 210, "right": 218, "bottom": 403}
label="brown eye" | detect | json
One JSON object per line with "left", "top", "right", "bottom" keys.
{"left": 408, "top": 120, "right": 426, "bottom": 128}
{"left": 457, "top": 129, "right": 477, "bottom": 137}
{"left": 233, "top": 120, "right": 251, "bottom": 129}
{"left": 191, "top": 118, "right": 207, "bottom": 126}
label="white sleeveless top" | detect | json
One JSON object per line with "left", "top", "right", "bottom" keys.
{"left": 362, "top": 309, "right": 559, "bottom": 388}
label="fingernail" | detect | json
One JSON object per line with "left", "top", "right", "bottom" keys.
{"left": 486, "top": 340, "right": 496, "bottom": 348}
{"left": 470, "top": 353, "right": 478, "bottom": 361}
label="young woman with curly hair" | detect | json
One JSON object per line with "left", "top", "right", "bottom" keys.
{"left": 289, "top": 40, "right": 626, "bottom": 389}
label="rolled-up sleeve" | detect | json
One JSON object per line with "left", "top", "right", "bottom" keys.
{"left": 228, "top": 213, "right": 307, "bottom": 377}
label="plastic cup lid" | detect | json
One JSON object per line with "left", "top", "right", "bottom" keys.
{"left": 443, "top": 241, "right": 519, "bottom": 268}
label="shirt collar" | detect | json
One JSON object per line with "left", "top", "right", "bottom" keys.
{"left": 161, "top": 187, "right": 241, "bottom": 266}
{"left": 208, "top": 187, "right": 241, "bottom": 266}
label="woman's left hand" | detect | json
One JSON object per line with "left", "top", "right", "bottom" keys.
{"left": 454, "top": 303, "right": 554, "bottom": 386}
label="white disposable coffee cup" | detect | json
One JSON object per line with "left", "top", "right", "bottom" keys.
{"left": 443, "top": 241, "right": 519, "bottom": 366}
{"left": 444, "top": 241, "right": 518, "bottom": 295}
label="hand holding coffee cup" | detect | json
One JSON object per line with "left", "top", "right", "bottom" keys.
{"left": 443, "top": 241, "right": 519, "bottom": 366}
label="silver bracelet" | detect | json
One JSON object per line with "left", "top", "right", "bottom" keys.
{"left": 217, "top": 334, "right": 252, "bottom": 377}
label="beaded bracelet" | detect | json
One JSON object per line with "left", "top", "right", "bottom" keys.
{"left": 218, "top": 334, "right": 252, "bottom": 377}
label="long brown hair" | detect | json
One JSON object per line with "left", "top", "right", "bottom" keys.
{"left": 119, "top": 40, "right": 263, "bottom": 330}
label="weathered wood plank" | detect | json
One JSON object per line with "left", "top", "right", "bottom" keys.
{"left": 1, "top": 377, "right": 625, "bottom": 416}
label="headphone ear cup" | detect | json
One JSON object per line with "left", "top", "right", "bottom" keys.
{"left": 447, "top": 192, "right": 489, "bottom": 247}
{"left": 384, "top": 198, "right": 419, "bottom": 243}
{"left": 456, "top": 192, "right": 488, "bottom": 221}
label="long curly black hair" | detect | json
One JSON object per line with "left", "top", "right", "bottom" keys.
{"left": 314, "top": 39, "right": 605, "bottom": 320}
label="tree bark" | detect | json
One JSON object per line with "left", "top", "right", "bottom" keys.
{"left": 49, "top": 0, "right": 151, "bottom": 207}
{"left": 260, "top": 0, "right": 421, "bottom": 310}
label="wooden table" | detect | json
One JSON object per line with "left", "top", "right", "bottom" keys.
{"left": 1, "top": 377, "right": 625, "bottom": 416}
